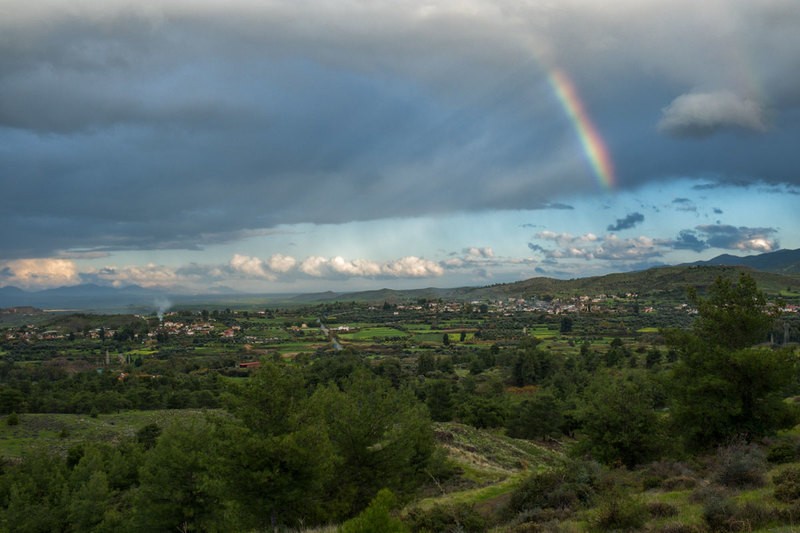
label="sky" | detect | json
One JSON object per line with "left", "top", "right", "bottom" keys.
{"left": 1, "top": 0, "right": 799, "bottom": 294}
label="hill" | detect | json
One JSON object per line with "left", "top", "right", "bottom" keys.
{"left": 686, "top": 247, "right": 800, "bottom": 274}
{"left": 293, "top": 265, "right": 800, "bottom": 304}
{"left": 0, "top": 283, "right": 166, "bottom": 312}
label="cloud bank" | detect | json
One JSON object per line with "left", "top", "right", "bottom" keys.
{"left": 1, "top": 0, "right": 799, "bottom": 260}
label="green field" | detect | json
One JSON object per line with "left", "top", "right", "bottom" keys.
{"left": 338, "top": 326, "right": 409, "bottom": 340}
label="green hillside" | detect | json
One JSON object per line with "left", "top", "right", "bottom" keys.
{"left": 293, "top": 265, "right": 800, "bottom": 304}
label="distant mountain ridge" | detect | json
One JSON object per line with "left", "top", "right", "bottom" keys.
{"left": 0, "top": 284, "right": 166, "bottom": 311}
{"left": 684, "top": 248, "right": 800, "bottom": 274}
{"left": 293, "top": 265, "right": 800, "bottom": 304}
{"left": 2, "top": 249, "right": 799, "bottom": 310}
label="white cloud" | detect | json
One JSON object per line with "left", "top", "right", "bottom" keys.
{"left": 229, "top": 254, "right": 275, "bottom": 280}
{"left": 658, "top": 91, "right": 767, "bottom": 137}
{"left": 299, "top": 256, "right": 329, "bottom": 277}
{"left": 532, "top": 233, "right": 665, "bottom": 263}
{"left": 536, "top": 231, "right": 599, "bottom": 247}
{"left": 464, "top": 246, "right": 494, "bottom": 258}
{"left": 267, "top": 253, "right": 297, "bottom": 273}
{"left": 381, "top": 256, "right": 444, "bottom": 277}
{"left": 0, "top": 258, "right": 79, "bottom": 289}
{"left": 329, "top": 257, "right": 383, "bottom": 277}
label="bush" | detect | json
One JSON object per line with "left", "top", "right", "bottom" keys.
{"left": 506, "top": 460, "right": 600, "bottom": 517}
{"left": 689, "top": 485, "right": 729, "bottom": 505}
{"left": 731, "top": 501, "right": 776, "bottom": 530}
{"left": 660, "top": 476, "right": 697, "bottom": 491}
{"left": 647, "top": 501, "right": 679, "bottom": 518}
{"left": 340, "top": 489, "right": 409, "bottom": 533}
{"left": 767, "top": 436, "right": 800, "bottom": 464}
{"left": 6, "top": 412, "right": 19, "bottom": 426}
{"left": 640, "top": 461, "right": 697, "bottom": 490}
{"left": 712, "top": 442, "right": 766, "bottom": 488}
{"left": 702, "top": 494, "right": 737, "bottom": 532}
{"left": 649, "top": 524, "right": 701, "bottom": 533}
{"left": 505, "top": 507, "right": 574, "bottom": 529}
{"left": 702, "top": 496, "right": 776, "bottom": 532}
{"left": 404, "top": 502, "right": 485, "bottom": 533}
{"left": 774, "top": 466, "right": 800, "bottom": 502}
{"left": 589, "top": 489, "right": 648, "bottom": 532}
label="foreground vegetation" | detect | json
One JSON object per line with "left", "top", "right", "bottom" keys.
{"left": 1, "top": 271, "right": 800, "bottom": 531}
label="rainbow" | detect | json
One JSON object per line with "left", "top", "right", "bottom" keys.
{"left": 547, "top": 68, "right": 616, "bottom": 190}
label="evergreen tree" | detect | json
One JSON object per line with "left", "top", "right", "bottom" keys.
{"left": 669, "top": 273, "right": 796, "bottom": 449}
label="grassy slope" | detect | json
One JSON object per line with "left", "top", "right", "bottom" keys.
{"left": 0, "top": 410, "right": 210, "bottom": 458}
{"left": 408, "top": 422, "right": 563, "bottom": 516}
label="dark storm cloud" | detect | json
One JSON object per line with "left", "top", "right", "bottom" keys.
{"left": 607, "top": 212, "right": 645, "bottom": 232}
{"left": 2, "top": 1, "right": 800, "bottom": 258}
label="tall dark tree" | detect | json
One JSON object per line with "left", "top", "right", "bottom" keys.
{"left": 312, "top": 369, "right": 434, "bottom": 518}
{"left": 576, "top": 370, "right": 665, "bottom": 467}
{"left": 218, "top": 362, "right": 337, "bottom": 528}
{"left": 688, "top": 272, "right": 775, "bottom": 350}
{"left": 669, "top": 273, "right": 796, "bottom": 449}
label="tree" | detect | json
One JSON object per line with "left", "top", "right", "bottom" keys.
{"left": 416, "top": 353, "right": 436, "bottom": 376}
{"left": 424, "top": 379, "right": 454, "bottom": 422}
{"left": 506, "top": 391, "right": 565, "bottom": 440}
{"left": 133, "top": 418, "right": 223, "bottom": 532}
{"left": 688, "top": 273, "right": 774, "bottom": 350}
{"left": 312, "top": 369, "right": 434, "bottom": 518}
{"left": 575, "top": 370, "right": 665, "bottom": 468}
{"left": 2, "top": 451, "right": 70, "bottom": 532}
{"left": 669, "top": 273, "right": 795, "bottom": 449}
{"left": 218, "top": 362, "right": 336, "bottom": 528}
{"left": 442, "top": 333, "right": 450, "bottom": 346}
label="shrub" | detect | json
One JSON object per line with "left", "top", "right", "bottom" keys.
{"left": 712, "top": 442, "right": 766, "bottom": 489}
{"left": 701, "top": 496, "right": 776, "bottom": 533}
{"left": 649, "top": 524, "right": 701, "bottom": 533}
{"left": 6, "top": 412, "right": 19, "bottom": 426}
{"left": 702, "top": 494, "right": 737, "bottom": 532}
{"left": 589, "top": 488, "right": 648, "bottom": 532}
{"left": 774, "top": 466, "right": 800, "bottom": 502}
{"left": 766, "top": 436, "right": 800, "bottom": 464}
{"left": 731, "top": 501, "right": 776, "bottom": 531}
{"left": 506, "top": 507, "right": 573, "bottom": 529}
{"left": 339, "top": 489, "right": 409, "bottom": 533}
{"left": 404, "top": 502, "right": 485, "bottom": 533}
{"left": 505, "top": 460, "right": 600, "bottom": 517}
{"left": 660, "top": 476, "right": 697, "bottom": 491}
{"left": 640, "top": 460, "right": 697, "bottom": 490}
{"left": 689, "top": 485, "right": 729, "bottom": 505}
{"left": 647, "top": 501, "right": 679, "bottom": 518}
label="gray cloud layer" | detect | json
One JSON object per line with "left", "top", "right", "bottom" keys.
{"left": 2, "top": 1, "right": 800, "bottom": 258}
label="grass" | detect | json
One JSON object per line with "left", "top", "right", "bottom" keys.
{"left": 0, "top": 410, "right": 211, "bottom": 458}
{"left": 411, "top": 422, "right": 562, "bottom": 515}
